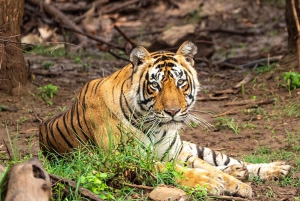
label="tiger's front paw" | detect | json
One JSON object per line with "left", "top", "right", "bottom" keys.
{"left": 219, "top": 172, "right": 252, "bottom": 198}
{"left": 178, "top": 168, "right": 225, "bottom": 195}
{"left": 219, "top": 164, "right": 249, "bottom": 181}
{"left": 253, "top": 162, "right": 291, "bottom": 181}
{"left": 177, "top": 167, "right": 253, "bottom": 198}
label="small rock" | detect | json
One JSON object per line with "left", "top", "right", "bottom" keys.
{"left": 149, "top": 186, "right": 187, "bottom": 201}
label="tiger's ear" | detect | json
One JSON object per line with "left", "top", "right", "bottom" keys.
{"left": 176, "top": 41, "right": 197, "bottom": 65}
{"left": 130, "top": 46, "right": 150, "bottom": 71}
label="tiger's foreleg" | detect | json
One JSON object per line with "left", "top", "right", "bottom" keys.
{"left": 175, "top": 151, "right": 252, "bottom": 197}
{"left": 155, "top": 161, "right": 253, "bottom": 198}
{"left": 182, "top": 141, "right": 291, "bottom": 181}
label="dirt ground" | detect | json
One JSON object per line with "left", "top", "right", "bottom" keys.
{"left": 1, "top": 0, "right": 300, "bottom": 200}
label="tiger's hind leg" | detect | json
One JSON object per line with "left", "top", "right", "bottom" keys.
{"left": 182, "top": 141, "right": 291, "bottom": 181}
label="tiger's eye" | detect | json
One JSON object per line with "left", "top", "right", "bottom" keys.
{"left": 151, "top": 82, "right": 158, "bottom": 88}
{"left": 177, "top": 79, "right": 185, "bottom": 85}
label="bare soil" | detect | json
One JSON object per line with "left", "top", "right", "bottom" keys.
{"left": 1, "top": 0, "right": 300, "bottom": 200}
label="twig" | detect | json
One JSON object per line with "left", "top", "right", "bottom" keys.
{"left": 240, "top": 55, "right": 282, "bottom": 68}
{"left": 233, "top": 73, "right": 254, "bottom": 89}
{"left": 213, "top": 56, "right": 282, "bottom": 69}
{"left": 213, "top": 99, "right": 275, "bottom": 117}
{"left": 198, "top": 28, "right": 260, "bottom": 36}
{"left": 61, "top": 25, "right": 124, "bottom": 51}
{"left": 291, "top": 0, "right": 300, "bottom": 72}
{"left": 223, "top": 99, "right": 257, "bottom": 107}
{"left": 197, "top": 94, "right": 229, "bottom": 101}
{"left": 114, "top": 25, "right": 137, "bottom": 47}
{"left": 97, "top": 45, "right": 129, "bottom": 62}
{"left": 123, "top": 182, "right": 154, "bottom": 190}
{"left": 50, "top": 174, "right": 104, "bottom": 201}
{"left": 210, "top": 195, "right": 250, "bottom": 201}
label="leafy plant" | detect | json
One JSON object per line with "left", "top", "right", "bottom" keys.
{"left": 42, "top": 61, "right": 54, "bottom": 69}
{"left": 283, "top": 71, "right": 300, "bottom": 90}
{"left": 254, "top": 63, "right": 275, "bottom": 74}
{"left": 42, "top": 127, "right": 185, "bottom": 200}
{"left": 80, "top": 171, "right": 115, "bottom": 200}
{"left": 216, "top": 116, "right": 240, "bottom": 134}
{"left": 38, "top": 84, "right": 58, "bottom": 105}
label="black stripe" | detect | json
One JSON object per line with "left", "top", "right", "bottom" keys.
{"left": 185, "top": 155, "right": 193, "bottom": 164}
{"left": 56, "top": 120, "right": 74, "bottom": 149}
{"left": 161, "top": 136, "right": 177, "bottom": 161}
{"left": 224, "top": 156, "right": 230, "bottom": 166}
{"left": 212, "top": 149, "right": 218, "bottom": 166}
{"left": 93, "top": 79, "right": 104, "bottom": 95}
{"left": 154, "top": 131, "right": 167, "bottom": 145}
{"left": 75, "top": 102, "right": 89, "bottom": 142}
{"left": 257, "top": 167, "right": 261, "bottom": 177}
{"left": 62, "top": 111, "right": 72, "bottom": 137}
{"left": 113, "top": 69, "right": 123, "bottom": 80}
{"left": 48, "top": 119, "right": 60, "bottom": 151}
{"left": 81, "top": 89, "right": 92, "bottom": 139}
{"left": 70, "top": 104, "right": 81, "bottom": 139}
{"left": 196, "top": 145, "right": 204, "bottom": 159}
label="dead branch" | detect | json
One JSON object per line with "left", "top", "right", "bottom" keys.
{"left": 213, "top": 99, "right": 275, "bottom": 117}
{"left": 61, "top": 25, "right": 124, "bottom": 51}
{"left": 240, "top": 55, "right": 283, "bottom": 69}
{"left": 27, "top": 0, "right": 87, "bottom": 47}
{"left": 233, "top": 72, "right": 254, "bottom": 89}
{"left": 213, "top": 55, "right": 282, "bottom": 69}
{"left": 198, "top": 28, "right": 260, "bottom": 36}
{"left": 210, "top": 195, "right": 250, "bottom": 201}
{"left": 114, "top": 25, "right": 137, "bottom": 47}
{"left": 123, "top": 182, "right": 154, "bottom": 190}
{"left": 197, "top": 94, "right": 229, "bottom": 101}
{"left": 223, "top": 99, "right": 256, "bottom": 107}
{"left": 213, "top": 88, "right": 240, "bottom": 95}
{"left": 50, "top": 174, "right": 104, "bottom": 201}
{"left": 97, "top": 45, "right": 129, "bottom": 62}
{"left": 291, "top": 0, "right": 300, "bottom": 72}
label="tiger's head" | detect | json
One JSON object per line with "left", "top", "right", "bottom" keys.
{"left": 128, "top": 41, "right": 200, "bottom": 130}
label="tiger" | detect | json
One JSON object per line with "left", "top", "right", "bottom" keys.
{"left": 39, "top": 41, "right": 290, "bottom": 197}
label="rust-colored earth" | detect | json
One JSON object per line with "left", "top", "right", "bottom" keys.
{"left": 1, "top": 0, "right": 300, "bottom": 200}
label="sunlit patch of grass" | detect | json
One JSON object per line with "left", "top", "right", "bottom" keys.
{"left": 28, "top": 45, "right": 67, "bottom": 57}
{"left": 243, "top": 147, "right": 296, "bottom": 164}
{"left": 41, "top": 131, "right": 184, "bottom": 200}
{"left": 216, "top": 116, "right": 240, "bottom": 134}
{"left": 283, "top": 99, "right": 300, "bottom": 117}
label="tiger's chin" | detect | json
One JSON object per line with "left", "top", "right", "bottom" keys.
{"left": 159, "top": 120, "right": 184, "bottom": 130}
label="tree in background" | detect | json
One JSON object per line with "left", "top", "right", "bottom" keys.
{"left": 286, "top": 0, "right": 300, "bottom": 52}
{"left": 0, "top": 0, "right": 27, "bottom": 94}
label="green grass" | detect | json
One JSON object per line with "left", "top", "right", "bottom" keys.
{"left": 284, "top": 99, "right": 300, "bottom": 117}
{"left": 243, "top": 144, "right": 300, "bottom": 189}
{"left": 40, "top": 131, "right": 184, "bottom": 200}
{"left": 28, "top": 45, "right": 67, "bottom": 57}
{"left": 216, "top": 116, "right": 240, "bottom": 134}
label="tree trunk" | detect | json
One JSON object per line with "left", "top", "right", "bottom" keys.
{"left": 0, "top": 0, "right": 27, "bottom": 94}
{"left": 286, "top": 0, "right": 300, "bottom": 52}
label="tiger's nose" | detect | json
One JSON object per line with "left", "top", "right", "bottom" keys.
{"left": 164, "top": 108, "right": 180, "bottom": 117}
